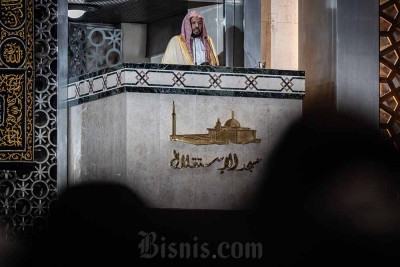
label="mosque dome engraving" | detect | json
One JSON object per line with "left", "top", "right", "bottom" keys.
{"left": 170, "top": 102, "right": 261, "bottom": 145}
{"left": 224, "top": 112, "right": 240, "bottom": 128}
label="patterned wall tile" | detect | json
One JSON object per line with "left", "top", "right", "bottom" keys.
{"left": 68, "top": 23, "right": 122, "bottom": 78}
{"left": 0, "top": 0, "right": 59, "bottom": 238}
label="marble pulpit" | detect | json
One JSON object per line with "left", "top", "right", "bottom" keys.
{"left": 67, "top": 63, "right": 305, "bottom": 209}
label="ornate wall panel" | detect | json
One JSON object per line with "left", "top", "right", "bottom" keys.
{"left": 380, "top": 0, "right": 400, "bottom": 148}
{"left": 68, "top": 23, "right": 122, "bottom": 78}
{"left": 67, "top": 63, "right": 305, "bottom": 107}
{"left": 0, "top": 0, "right": 58, "bottom": 237}
{"left": 0, "top": 0, "right": 34, "bottom": 162}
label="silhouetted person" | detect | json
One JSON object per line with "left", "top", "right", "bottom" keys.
{"left": 11, "top": 112, "right": 400, "bottom": 267}
{"left": 18, "top": 182, "right": 155, "bottom": 267}
{"left": 250, "top": 111, "right": 400, "bottom": 266}
{"left": 16, "top": 182, "right": 231, "bottom": 267}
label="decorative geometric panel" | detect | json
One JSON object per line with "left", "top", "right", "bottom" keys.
{"left": 380, "top": 0, "right": 400, "bottom": 148}
{"left": 0, "top": 0, "right": 58, "bottom": 238}
{"left": 67, "top": 64, "right": 305, "bottom": 105}
{"left": 68, "top": 23, "right": 122, "bottom": 78}
{"left": 0, "top": 0, "right": 34, "bottom": 162}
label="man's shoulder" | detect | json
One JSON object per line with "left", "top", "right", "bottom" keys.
{"left": 167, "top": 35, "right": 183, "bottom": 45}
{"left": 170, "top": 35, "right": 182, "bottom": 41}
{"left": 206, "top": 35, "right": 216, "bottom": 47}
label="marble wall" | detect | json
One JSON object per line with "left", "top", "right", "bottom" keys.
{"left": 121, "top": 23, "right": 149, "bottom": 63}
{"left": 270, "top": 0, "right": 298, "bottom": 70}
{"left": 299, "top": 0, "right": 379, "bottom": 126}
{"left": 244, "top": 0, "right": 261, "bottom": 68}
{"left": 261, "top": 0, "right": 299, "bottom": 70}
{"left": 68, "top": 94, "right": 127, "bottom": 185}
{"left": 69, "top": 93, "right": 302, "bottom": 209}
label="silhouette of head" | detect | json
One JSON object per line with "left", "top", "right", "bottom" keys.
{"left": 251, "top": 112, "right": 400, "bottom": 266}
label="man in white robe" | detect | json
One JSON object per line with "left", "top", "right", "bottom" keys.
{"left": 162, "top": 10, "right": 219, "bottom": 66}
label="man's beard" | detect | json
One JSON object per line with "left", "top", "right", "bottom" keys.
{"left": 192, "top": 28, "right": 201, "bottom": 38}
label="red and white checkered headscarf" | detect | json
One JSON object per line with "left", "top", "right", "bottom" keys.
{"left": 180, "top": 10, "right": 212, "bottom": 64}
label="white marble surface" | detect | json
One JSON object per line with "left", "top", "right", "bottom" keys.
{"left": 68, "top": 105, "right": 82, "bottom": 185}
{"left": 68, "top": 93, "right": 302, "bottom": 209}
{"left": 106, "top": 73, "right": 119, "bottom": 89}
{"left": 270, "top": 0, "right": 298, "bottom": 70}
{"left": 78, "top": 81, "right": 90, "bottom": 95}
{"left": 75, "top": 94, "right": 127, "bottom": 185}
{"left": 219, "top": 75, "right": 249, "bottom": 89}
{"left": 126, "top": 93, "right": 161, "bottom": 205}
{"left": 68, "top": 84, "right": 77, "bottom": 99}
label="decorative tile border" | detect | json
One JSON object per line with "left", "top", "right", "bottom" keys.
{"left": 67, "top": 64, "right": 305, "bottom": 106}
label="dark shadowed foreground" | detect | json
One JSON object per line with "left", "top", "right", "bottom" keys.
{"left": 250, "top": 112, "right": 400, "bottom": 266}
{"left": 3, "top": 112, "right": 400, "bottom": 267}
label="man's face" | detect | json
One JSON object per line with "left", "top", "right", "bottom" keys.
{"left": 190, "top": 16, "right": 203, "bottom": 37}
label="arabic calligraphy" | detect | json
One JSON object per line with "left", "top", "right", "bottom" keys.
{"left": 0, "top": 95, "right": 4, "bottom": 125}
{"left": 4, "top": 42, "right": 23, "bottom": 63}
{"left": 0, "top": 38, "right": 25, "bottom": 68}
{"left": 0, "top": 73, "right": 23, "bottom": 91}
{"left": 0, "top": 0, "right": 33, "bottom": 161}
{"left": 0, "top": 73, "right": 24, "bottom": 148}
{"left": 170, "top": 150, "right": 262, "bottom": 174}
{"left": 0, "top": 0, "right": 25, "bottom": 29}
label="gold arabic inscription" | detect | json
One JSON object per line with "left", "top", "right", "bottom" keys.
{"left": 3, "top": 41, "right": 24, "bottom": 65}
{"left": 0, "top": 73, "right": 24, "bottom": 148}
{"left": 0, "top": 0, "right": 33, "bottom": 161}
{"left": 1, "top": 0, "right": 25, "bottom": 29}
{"left": 170, "top": 150, "right": 262, "bottom": 174}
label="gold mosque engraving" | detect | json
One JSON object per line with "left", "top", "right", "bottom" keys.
{"left": 170, "top": 102, "right": 262, "bottom": 145}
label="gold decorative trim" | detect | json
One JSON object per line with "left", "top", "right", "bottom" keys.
{"left": 178, "top": 35, "right": 194, "bottom": 65}
{"left": 207, "top": 36, "right": 219, "bottom": 66}
{"left": 177, "top": 35, "right": 219, "bottom": 66}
